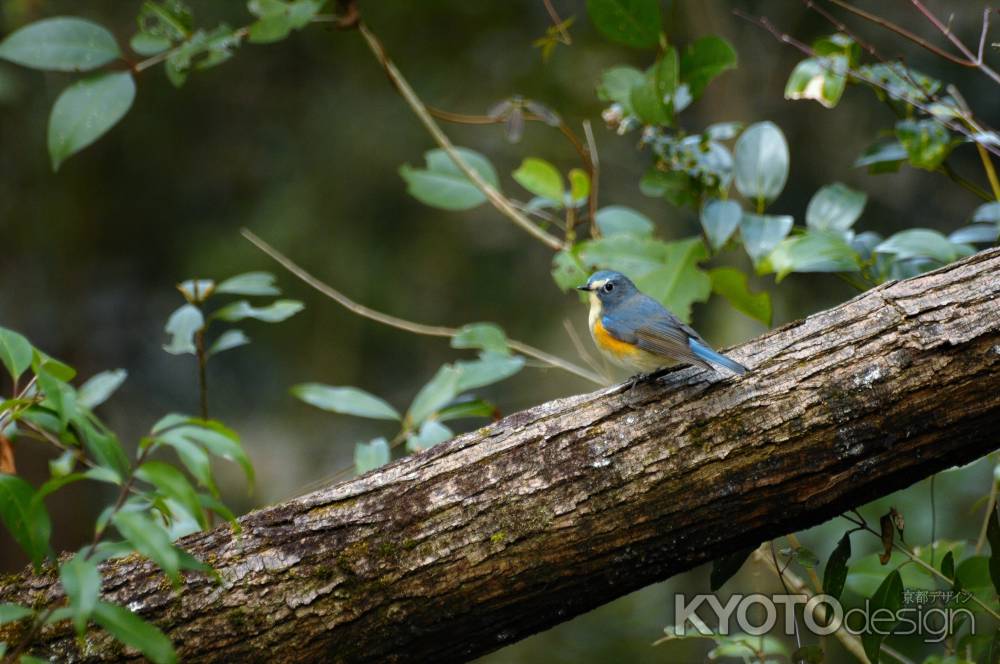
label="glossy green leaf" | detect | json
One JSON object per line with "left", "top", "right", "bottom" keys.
{"left": 551, "top": 250, "right": 589, "bottom": 292}
{"left": 596, "top": 66, "right": 644, "bottom": 116}
{"left": 654, "top": 47, "right": 679, "bottom": 102}
{"left": 137, "top": 1, "right": 192, "bottom": 41}
{"left": 987, "top": 503, "right": 1000, "bottom": 596}
{"left": 48, "top": 71, "right": 135, "bottom": 171}
{"left": 164, "top": 26, "right": 242, "bottom": 87}
{"left": 406, "top": 420, "right": 453, "bottom": 453}
{"left": 896, "top": 119, "right": 954, "bottom": 171}
{"left": 407, "top": 365, "right": 462, "bottom": 426}
{"left": 806, "top": 183, "right": 866, "bottom": 234}
{"left": 629, "top": 70, "right": 670, "bottom": 125}
{"left": 32, "top": 350, "right": 76, "bottom": 381}
{"left": 215, "top": 271, "right": 280, "bottom": 296}
{"left": 0, "top": 17, "right": 120, "bottom": 72}
{"left": 163, "top": 421, "right": 253, "bottom": 488}
{"left": 436, "top": 399, "right": 496, "bottom": 422}
{"left": 513, "top": 157, "right": 564, "bottom": 202}
{"left": 207, "top": 329, "right": 250, "bottom": 357}
{"left": 400, "top": 147, "right": 499, "bottom": 211}
{"left": 162, "top": 304, "right": 203, "bottom": 355}
{"left": 739, "top": 213, "right": 792, "bottom": 264}
{"left": 763, "top": 231, "right": 861, "bottom": 281}
{"left": 585, "top": 0, "right": 661, "bottom": 48}
{"left": 972, "top": 201, "right": 1000, "bottom": 224}
{"left": 93, "top": 600, "right": 177, "bottom": 664}
{"left": 155, "top": 433, "right": 216, "bottom": 497}
{"left": 36, "top": 365, "right": 77, "bottom": 428}
{"left": 354, "top": 437, "right": 390, "bottom": 475}
{"left": 455, "top": 353, "right": 525, "bottom": 392}
{"left": 876, "top": 229, "right": 974, "bottom": 264}
{"left": 699, "top": 199, "right": 741, "bottom": 250}
{"left": 710, "top": 547, "right": 754, "bottom": 590}
{"left": 595, "top": 206, "right": 654, "bottom": 237}
{"left": 113, "top": 510, "right": 180, "bottom": 581}
{"left": 130, "top": 32, "right": 171, "bottom": 56}
{"left": 60, "top": 554, "right": 101, "bottom": 635}
{"left": 291, "top": 383, "right": 400, "bottom": 420}
{"left": 247, "top": 0, "right": 323, "bottom": 44}
{"left": 862, "top": 569, "right": 903, "bottom": 664}
{"left": 568, "top": 168, "right": 590, "bottom": 204}
{"left": 0, "top": 326, "right": 32, "bottom": 383}
{"left": 680, "top": 36, "right": 736, "bottom": 99}
{"left": 708, "top": 267, "right": 771, "bottom": 326}
{"left": 451, "top": 323, "right": 510, "bottom": 355}
{"left": 77, "top": 369, "right": 127, "bottom": 410}
{"left": 0, "top": 474, "right": 51, "bottom": 570}
{"left": 823, "top": 531, "right": 851, "bottom": 600}
{"left": 0, "top": 603, "right": 32, "bottom": 625}
{"left": 854, "top": 141, "right": 907, "bottom": 174}
{"left": 734, "top": 121, "right": 789, "bottom": 204}
{"left": 136, "top": 461, "right": 206, "bottom": 529}
{"left": 76, "top": 418, "right": 129, "bottom": 482}
{"left": 858, "top": 62, "right": 940, "bottom": 105}
{"left": 213, "top": 299, "right": 303, "bottom": 323}
{"left": 949, "top": 224, "right": 998, "bottom": 245}
{"left": 784, "top": 56, "right": 847, "bottom": 108}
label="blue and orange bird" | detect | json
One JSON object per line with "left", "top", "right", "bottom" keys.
{"left": 577, "top": 270, "right": 747, "bottom": 377}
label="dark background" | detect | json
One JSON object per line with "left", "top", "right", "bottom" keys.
{"left": 1, "top": 1, "right": 996, "bottom": 661}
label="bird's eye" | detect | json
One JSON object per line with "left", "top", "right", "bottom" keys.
{"left": 603, "top": 282, "right": 614, "bottom": 293}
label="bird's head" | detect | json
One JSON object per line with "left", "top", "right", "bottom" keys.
{"left": 576, "top": 270, "right": 637, "bottom": 307}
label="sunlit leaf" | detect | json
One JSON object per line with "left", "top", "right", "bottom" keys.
{"left": 48, "top": 71, "right": 136, "bottom": 171}
{"left": 77, "top": 369, "right": 127, "bottom": 410}
{"left": 784, "top": 56, "right": 847, "bottom": 108}
{"left": 568, "top": 168, "right": 590, "bottom": 204}
{"left": 215, "top": 271, "right": 280, "bottom": 296}
{"left": 806, "top": 183, "right": 866, "bottom": 234}
{"left": 0, "top": 325, "right": 32, "bottom": 383}
{"left": 739, "top": 213, "right": 792, "bottom": 264}
{"left": 699, "top": 199, "right": 741, "bottom": 250}
{"left": 212, "top": 299, "right": 303, "bottom": 323}
{"left": 733, "top": 121, "right": 789, "bottom": 204}
{"left": 455, "top": 353, "right": 524, "bottom": 392}
{"left": 895, "top": 118, "right": 955, "bottom": 171}
{"left": 708, "top": 267, "right": 770, "bottom": 326}
{"left": 354, "top": 437, "right": 390, "bottom": 475}
{"left": 595, "top": 206, "right": 654, "bottom": 237}
{"left": 513, "top": 157, "right": 564, "bottom": 202}
{"left": 162, "top": 304, "right": 203, "bottom": 355}
{"left": 400, "top": 147, "right": 499, "bottom": 211}
{"left": 876, "top": 229, "right": 974, "bottom": 263}
{"left": 136, "top": 460, "right": 206, "bottom": 529}
{"left": 451, "top": 323, "right": 510, "bottom": 355}
{"left": 291, "top": 383, "right": 400, "bottom": 420}
{"left": 407, "top": 365, "right": 462, "bottom": 426}
{"left": 0, "top": 17, "right": 120, "bottom": 72}
{"left": 763, "top": 231, "right": 862, "bottom": 281}
{"left": 207, "top": 329, "right": 250, "bottom": 357}
{"left": 406, "top": 420, "right": 453, "bottom": 453}
{"left": 247, "top": 0, "right": 324, "bottom": 43}
{"left": 596, "top": 65, "right": 644, "bottom": 116}
{"left": 973, "top": 201, "right": 1000, "bottom": 224}
{"left": 551, "top": 249, "right": 589, "bottom": 292}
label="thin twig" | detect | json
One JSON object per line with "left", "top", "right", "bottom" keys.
{"left": 582, "top": 120, "right": 600, "bottom": 238}
{"left": 909, "top": 0, "right": 1000, "bottom": 85}
{"left": 975, "top": 464, "right": 998, "bottom": 554}
{"left": 242, "top": 229, "right": 606, "bottom": 385}
{"left": 562, "top": 319, "right": 610, "bottom": 383}
{"left": 541, "top": 0, "right": 572, "bottom": 45}
{"left": 356, "top": 22, "right": 564, "bottom": 251}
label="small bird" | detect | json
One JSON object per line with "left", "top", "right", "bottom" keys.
{"left": 577, "top": 270, "right": 747, "bottom": 377}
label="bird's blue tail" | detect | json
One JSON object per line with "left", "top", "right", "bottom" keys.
{"left": 689, "top": 339, "right": 747, "bottom": 375}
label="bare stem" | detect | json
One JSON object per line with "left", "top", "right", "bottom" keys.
{"left": 242, "top": 229, "right": 606, "bottom": 385}
{"left": 356, "top": 22, "right": 564, "bottom": 251}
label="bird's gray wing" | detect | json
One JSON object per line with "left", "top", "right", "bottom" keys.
{"left": 627, "top": 296, "right": 712, "bottom": 369}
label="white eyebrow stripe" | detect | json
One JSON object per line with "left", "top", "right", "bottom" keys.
{"left": 591, "top": 279, "right": 608, "bottom": 289}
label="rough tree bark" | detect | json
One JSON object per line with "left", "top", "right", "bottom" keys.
{"left": 3, "top": 248, "right": 1000, "bottom": 663}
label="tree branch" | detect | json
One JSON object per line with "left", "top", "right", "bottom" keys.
{"left": 5, "top": 248, "right": 1000, "bottom": 663}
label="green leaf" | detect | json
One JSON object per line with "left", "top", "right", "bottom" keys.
{"left": 739, "top": 213, "right": 792, "bottom": 264}
{"left": 895, "top": 119, "right": 954, "bottom": 171}
{"left": 0, "top": 17, "right": 121, "bottom": 72}
{"left": 291, "top": 383, "right": 400, "bottom": 420}
{"left": 791, "top": 645, "right": 824, "bottom": 664}
{"left": 130, "top": 32, "right": 171, "bottom": 56}
{"left": 595, "top": 206, "right": 654, "bottom": 237}
{"left": 215, "top": 271, "right": 280, "bottom": 296}
{"left": 92, "top": 601, "right": 177, "bottom": 664}
{"left": 207, "top": 329, "right": 250, "bottom": 357}
{"left": 596, "top": 66, "right": 645, "bottom": 116}
{"left": 710, "top": 547, "right": 754, "bottom": 590}
{"left": 733, "top": 121, "right": 789, "bottom": 204}
{"left": 784, "top": 56, "right": 847, "bottom": 108}
{"left": 455, "top": 353, "right": 525, "bottom": 392}
{"left": 76, "top": 418, "right": 129, "bottom": 482}
{"left": 512, "top": 157, "right": 564, "bottom": 202}
{"left": 406, "top": 420, "right": 453, "bottom": 453}
{"left": 0, "top": 474, "right": 51, "bottom": 570}
{"left": 354, "top": 437, "right": 390, "bottom": 475}
{"left": 629, "top": 70, "right": 670, "bottom": 125}
{"left": 0, "top": 326, "right": 32, "bottom": 383}
{"left": 162, "top": 304, "right": 204, "bottom": 356}
{"left": 451, "top": 323, "right": 510, "bottom": 355}
{"left": 654, "top": 47, "right": 679, "bottom": 103}
{"left": 876, "top": 229, "right": 973, "bottom": 263}
{"left": 33, "top": 472, "right": 88, "bottom": 506}
{"left": 136, "top": 461, "right": 206, "bottom": 529}
{"left": 551, "top": 250, "right": 589, "bottom": 292}
{"left": 407, "top": 365, "right": 462, "bottom": 426}
{"left": 0, "top": 603, "right": 31, "bottom": 624}
{"left": 436, "top": 399, "right": 496, "bottom": 422}
{"left": 823, "top": 532, "right": 852, "bottom": 600}
{"left": 164, "top": 26, "right": 242, "bottom": 87}
{"left": 708, "top": 267, "right": 771, "bottom": 326}
{"left": 48, "top": 71, "right": 135, "bottom": 171}
{"left": 950, "top": 224, "right": 998, "bottom": 245}
{"left": 987, "top": 503, "right": 1000, "bottom": 596}
{"left": 32, "top": 350, "right": 76, "bottom": 381}
{"left": 77, "top": 369, "right": 127, "bottom": 410}
{"left": 247, "top": 0, "right": 323, "bottom": 44}
{"left": 763, "top": 231, "right": 861, "bottom": 281}
{"left": 212, "top": 299, "right": 304, "bottom": 323}
{"left": 399, "top": 147, "right": 499, "bottom": 211}
{"left": 680, "top": 36, "right": 737, "bottom": 99}
{"left": 154, "top": 433, "right": 216, "bottom": 497}
{"left": 36, "top": 366, "right": 77, "bottom": 428}
{"left": 699, "top": 199, "right": 741, "bottom": 250}
{"left": 862, "top": 569, "right": 903, "bottom": 664}
{"left": 858, "top": 62, "right": 940, "bottom": 105}
{"left": 59, "top": 554, "right": 101, "bottom": 636}
{"left": 854, "top": 141, "right": 907, "bottom": 174}
{"left": 585, "top": 0, "right": 660, "bottom": 48}
{"left": 972, "top": 201, "right": 1000, "bottom": 224}
{"left": 138, "top": 1, "right": 192, "bottom": 42}
{"left": 568, "top": 168, "right": 590, "bottom": 204}
{"left": 162, "top": 421, "right": 254, "bottom": 488}
{"left": 806, "top": 183, "right": 866, "bottom": 234}
{"left": 113, "top": 511, "right": 181, "bottom": 582}
{"left": 941, "top": 550, "right": 955, "bottom": 579}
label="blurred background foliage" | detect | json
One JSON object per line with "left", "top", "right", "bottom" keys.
{"left": 1, "top": 1, "right": 998, "bottom": 662}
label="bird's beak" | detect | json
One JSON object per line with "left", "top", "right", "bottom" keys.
{"left": 576, "top": 284, "right": 592, "bottom": 292}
